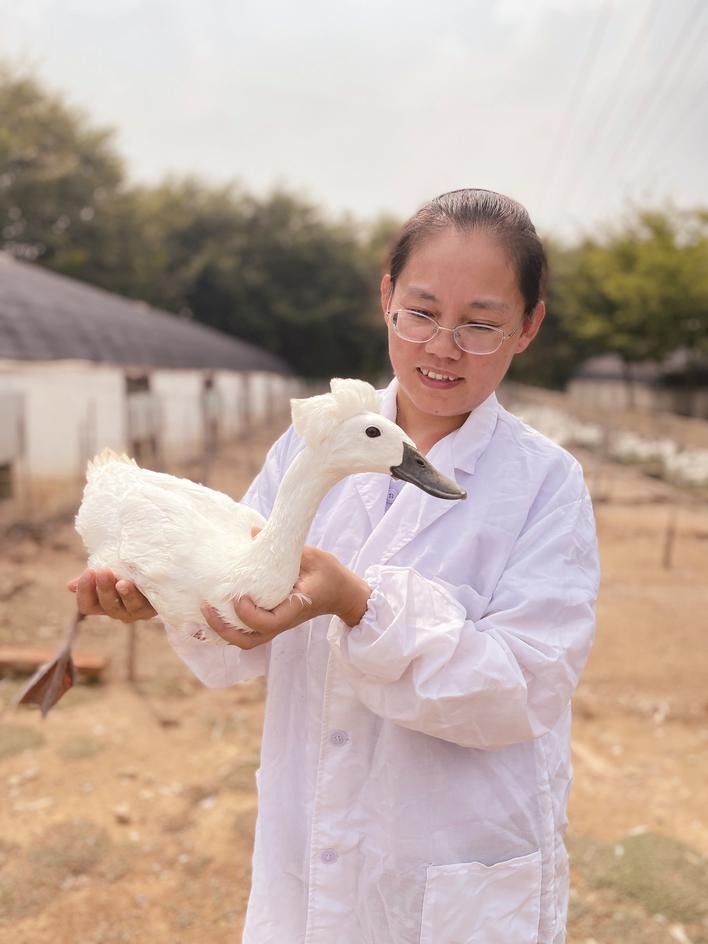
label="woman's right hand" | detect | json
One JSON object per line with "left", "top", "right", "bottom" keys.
{"left": 67, "top": 569, "right": 157, "bottom": 622}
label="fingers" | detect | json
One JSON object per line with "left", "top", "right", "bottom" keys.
{"left": 115, "top": 580, "right": 156, "bottom": 620}
{"left": 95, "top": 570, "right": 133, "bottom": 620}
{"left": 232, "top": 593, "right": 307, "bottom": 635}
{"left": 73, "top": 569, "right": 151, "bottom": 622}
{"left": 200, "top": 604, "right": 264, "bottom": 650}
{"left": 75, "top": 570, "right": 105, "bottom": 616}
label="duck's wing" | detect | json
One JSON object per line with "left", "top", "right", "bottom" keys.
{"left": 127, "top": 467, "right": 262, "bottom": 531}
{"left": 114, "top": 482, "right": 264, "bottom": 583}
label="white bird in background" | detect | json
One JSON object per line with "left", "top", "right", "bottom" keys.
{"left": 74, "top": 378, "right": 466, "bottom": 644}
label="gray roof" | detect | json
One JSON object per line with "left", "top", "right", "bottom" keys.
{"left": 0, "top": 254, "right": 291, "bottom": 373}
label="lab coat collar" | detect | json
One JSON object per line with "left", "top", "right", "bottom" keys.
{"left": 378, "top": 375, "right": 500, "bottom": 475}
{"left": 350, "top": 377, "right": 500, "bottom": 569}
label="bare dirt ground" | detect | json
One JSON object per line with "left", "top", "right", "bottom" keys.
{"left": 1, "top": 416, "right": 707, "bottom": 944}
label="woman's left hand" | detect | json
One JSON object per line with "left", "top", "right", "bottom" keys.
{"left": 200, "top": 531, "right": 372, "bottom": 650}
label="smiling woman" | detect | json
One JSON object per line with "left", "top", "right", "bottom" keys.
{"left": 381, "top": 190, "right": 546, "bottom": 451}
{"left": 71, "top": 188, "right": 599, "bottom": 944}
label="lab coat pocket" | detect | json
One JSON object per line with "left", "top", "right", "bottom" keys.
{"left": 419, "top": 850, "right": 542, "bottom": 944}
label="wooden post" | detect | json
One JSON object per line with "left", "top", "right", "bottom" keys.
{"left": 126, "top": 622, "right": 138, "bottom": 683}
{"left": 662, "top": 504, "right": 678, "bottom": 570}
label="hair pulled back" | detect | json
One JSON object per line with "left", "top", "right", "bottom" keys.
{"left": 388, "top": 189, "right": 547, "bottom": 317}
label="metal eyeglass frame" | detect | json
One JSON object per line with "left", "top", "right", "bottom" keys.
{"left": 388, "top": 308, "right": 520, "bottom": 356}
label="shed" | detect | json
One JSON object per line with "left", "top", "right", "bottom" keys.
{"left": 568, "top": 350, "right": 708, "bottom": 418}
{"left": 0, "top": 254, "right": 300, "bottom": 518}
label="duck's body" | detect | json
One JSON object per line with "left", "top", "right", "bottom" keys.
{"left": 77, "top": 454, "right": 268, "bottom": 639}
{"left": 75, "top": 379, "right": 466, "bottom": 644}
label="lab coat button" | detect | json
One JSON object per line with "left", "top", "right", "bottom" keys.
{"left": 330, "top": 730, "right": 349, "bottom": 745}
{"left": 320, "top": 848, "right": 338, "bottom": 864}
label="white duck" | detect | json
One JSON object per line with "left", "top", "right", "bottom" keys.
{"left": 75, "top": 378, "right": 465, "bottom": 644}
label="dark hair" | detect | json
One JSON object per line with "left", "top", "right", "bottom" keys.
{"left": 388, "top": 189, "right": 547, "bottom": 317}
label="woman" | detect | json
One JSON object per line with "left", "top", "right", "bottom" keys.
{"left": 71, "top": 189, "right": 600, "bottom": 944}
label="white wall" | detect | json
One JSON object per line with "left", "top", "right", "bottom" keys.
{"left": 151, "top": 370, "right": 205, "bottom": 464}
{"left": 214, "top": 371, "right": 249, "bottom": 440}
{"left": 244, "top": 371, "right": 268, "bottom": 426}
{"left": 0, "top": 359, "right": 299, "bottom": 521}
{"left": 0, "top": 360, "right": 125, "bottom": 477}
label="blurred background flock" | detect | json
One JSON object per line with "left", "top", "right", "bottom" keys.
{"left": 0, "top": 2, "right": 707, "bottom": 943}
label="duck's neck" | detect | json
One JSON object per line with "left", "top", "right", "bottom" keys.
{"left": 253, "top": 447, "right": 340, "bottom": 581}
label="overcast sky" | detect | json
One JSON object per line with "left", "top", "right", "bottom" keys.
{"left": 2, "top": 0, "right": 706, "bottom": 240}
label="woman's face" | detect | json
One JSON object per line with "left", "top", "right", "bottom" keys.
{"left": 381, "top": 227, "right": 545, "bottom": 435}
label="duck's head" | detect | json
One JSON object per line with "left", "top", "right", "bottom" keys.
{"left": 291, "top": 378, "right": 466, "bottom": 501}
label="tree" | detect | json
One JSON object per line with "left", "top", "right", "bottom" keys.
{"left": 0, "top": 68, "right": 122, "bottom": 263}
{"left": 554, "top": 208, "right": 708, "bottom": 365}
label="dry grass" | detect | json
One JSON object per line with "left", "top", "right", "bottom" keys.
{"left": 0, "top": 724, "right": 45, "bottom": 760}
{"left": 569, "top": 831, "right": 708, "bottom": 926}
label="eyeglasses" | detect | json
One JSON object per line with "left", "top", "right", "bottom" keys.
{"left": 388, "top": 309, "right": 520, "bottom": 355}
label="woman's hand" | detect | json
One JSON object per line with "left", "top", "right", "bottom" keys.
{"left": 201, "top": 533, "right": 372, "bottom": 650}
{"left": 67, "top": 569, "right": 157, "bottom": 622}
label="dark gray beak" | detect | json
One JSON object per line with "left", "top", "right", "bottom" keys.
{"left": 390, "top": 442, "right": 467, "bottom": 501}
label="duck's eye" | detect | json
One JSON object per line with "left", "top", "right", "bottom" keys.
{"left": 365, "top": 426, "right": 381, "bottom": 438}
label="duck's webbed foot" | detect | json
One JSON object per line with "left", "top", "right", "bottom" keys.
{"left": 15, "top": 611, "right": 85, "bottom": 717}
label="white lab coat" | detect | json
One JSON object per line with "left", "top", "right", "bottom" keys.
{"left": 167, "top": 378, "right": 600, "bottom": 944}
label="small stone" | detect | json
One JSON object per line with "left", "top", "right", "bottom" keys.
{"left": 7, "top": 766, "right": 40, "bottom": 788}
{"left": 198, "top": 795, "right": 217, "bottom": 810}
{"left": 13, "top": 797, "right": 53, "bottom": 812}
{"left": 61, "top": 874, "right": 89, "bottom": 890}
{"left": 113, "top": 803, "right": 132, "bottom": 824}
{"left": 653, "top": 701, "right": 669, "bottom": 724}
{"left": 158, "top": 781, "right": 183, "bottom": 797}
{"left": 669, "top": 924, "right": 692, "bottom": 944}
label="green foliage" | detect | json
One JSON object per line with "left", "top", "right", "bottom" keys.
{"left": 0, "top": 66, "right": 125, "bottom": 265}
{"left": 547, "top": 208, "right": 708, "bottom": 376}
{"left": 146, "top": 183, "right": 388, "bottom": 378}
{"left": 509, "top": 239, "right": 595, "bottom": 389}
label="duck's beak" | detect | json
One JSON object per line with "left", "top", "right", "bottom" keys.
{"left": 390, "top": 442, "right": 467, "bottom": 501}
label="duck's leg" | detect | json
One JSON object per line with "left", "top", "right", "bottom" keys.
{"left": 15, "top": 611, "right": 85, "bottom": 717}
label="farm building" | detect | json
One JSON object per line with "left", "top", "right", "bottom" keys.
{"left": 0, "top": 253, "right": 301, "bottom": 521}
{"left": 568, "top": 350, "right": 708, "bottom": 419}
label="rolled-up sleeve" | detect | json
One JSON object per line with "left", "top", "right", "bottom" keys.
{"left": 328, "top": 486, "right": 600, "bottom": 750}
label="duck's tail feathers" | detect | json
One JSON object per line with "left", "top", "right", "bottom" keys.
{"left": 87, "top": 447, "right": 137, "bottom": 474}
